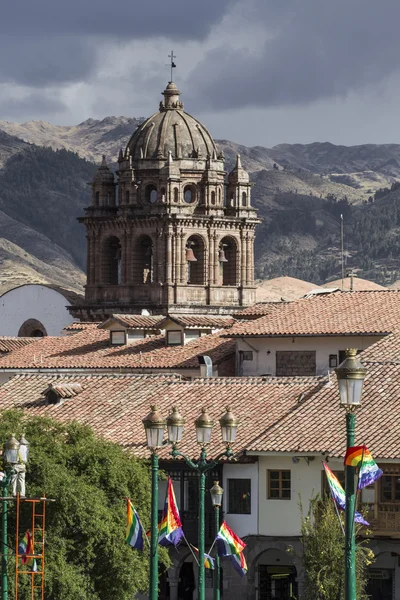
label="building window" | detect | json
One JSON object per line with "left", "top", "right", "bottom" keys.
{"left": 184, "top": 184, "right": 195, "bottom": 204}
{"left": 211, "top": 191, "right": 216, "bottom": 205}
{"left": 240, "top": 351, "right": 253, "bottom": 361}
{"left": 228, "top": 479, "right": 251, "bottom": 514}
{"left": 268, "top": 470, "right": 291, "bottom": 499}
{"left": 242, "top": 192, "right": 247, "bottom": 206}
{"left": 276, "top": 351, "right": 316, "bottom": 377}
{"left": 167, "top": 330, "right": 182, "bottom": 346}
{"left": 125, "top": 190, "right": 130, "bottom": 203}
{"left": 110, "top": 330, "right": 126, "bottom": 346}
{"left": 173, "top": 187, "right": 179, "bottom": 202}
{"left": 95, "top": 191, "right": 100, "bottom": 205}
{"left": 329, "top": 354, "right": 338, "bottom": 368}
{"left": 380, "top": 475, "right": 400, "bottom": 503}
{"left": 322, "top": 470, "right": 345, "bottom": 496}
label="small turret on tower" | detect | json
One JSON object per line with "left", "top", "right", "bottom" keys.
{"left": 226, "top": 154, "right": 253, "bottom": 215}
{"left": 90, "top": 155, "right": 116, "bottom": 208}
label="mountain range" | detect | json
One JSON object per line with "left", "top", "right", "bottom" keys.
{"left": 0, "top": 116, "right": 400, "bottom": 295}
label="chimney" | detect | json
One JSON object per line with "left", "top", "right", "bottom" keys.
{"left": 198, "top": 355, "right": 212, "bottom": 378}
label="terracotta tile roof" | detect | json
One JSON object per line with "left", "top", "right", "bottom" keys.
{"left": 0, "top": 329, "right": 234, "bottom": 371}
{"left": 42, "top": 382, "right": 83, "bottom": 398}
{"left": 0, "top": 373, "right": 321, "bottom": 459}
{"left": 63, "top": 322, "right": 102, "bottom": 332}
{"left": 161, "top": 315, "right": 235, "bottom": 328}
{"left": 0, "top": 337, "right": 36, "bottom": 353}
{"left": 226, "top": 291, "right": 400, "bottom": 337}
{"left": 98, "top": 314, "right": 165, "bottom": 329}
{"left": 245, "top": 364, "right": 400, "bottom": 459}
{"left": 234, "top": 303, "right": 282, "bottom": 319}
{"left": 359, "top": 332, "right": 400, "bottom": 364}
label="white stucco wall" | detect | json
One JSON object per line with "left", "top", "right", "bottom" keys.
{"left": 237, "top": 335, "right": 381, "bottom": 377}
{"left": 222, "top": 462, "right": 258, "bottom": 537}
{"left": 0, "top": 285, "right": 76, "bottom": 336}
{"left": 258, "top": 455, "right": 343, "bottom": 536}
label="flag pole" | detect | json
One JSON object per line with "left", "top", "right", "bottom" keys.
{"left": 333, "top": 500, "right": 345, "bottom": 537}
{"left": 350, "top": 445, "right": 365, "bottom": 541}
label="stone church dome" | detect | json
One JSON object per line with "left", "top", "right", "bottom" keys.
{"left": 126, "top": 82, "right": 218, "bottom": 160}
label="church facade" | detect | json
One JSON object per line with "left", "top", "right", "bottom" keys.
{"left": 76, "top": 81, "right": 259, "bottom": 319}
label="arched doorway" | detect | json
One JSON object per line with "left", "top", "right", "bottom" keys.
{"left": 132, "top": 235, "right": 153, "bottom": 283}
{"left": 186, "top": 235, "right": 206, "bottom": 285}
{"left": 219, "top": 236, "right": 238, "bottom": 286}
{"left": 178, "top": 562, "right": 196, "bottom": 600}
{"left": 18, "top": 318, "right": 47, "bottom": 338}
{"left": 101, "top": 236, "right": 122, "bottom": 285}
{"left": 256, "top": 548, "right": 297, "bottom": 600}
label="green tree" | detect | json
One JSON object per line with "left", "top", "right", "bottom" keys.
{"left": 294, "top": 495, "right": 374, "bottom": 600}
{"left": 0, "top": 409, "right": 170, "bottom": 600}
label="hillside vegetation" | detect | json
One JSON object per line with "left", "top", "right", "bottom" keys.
{"left": 0, "top": 117, "right": 399, "bottom": 289}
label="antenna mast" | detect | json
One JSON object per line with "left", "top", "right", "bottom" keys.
{"left": 340, "top": 213, "right": 344, "bottom": 290}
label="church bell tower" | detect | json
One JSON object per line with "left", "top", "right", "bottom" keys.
{"left": 78, "top": 81, "right": 260, "bottom": 318}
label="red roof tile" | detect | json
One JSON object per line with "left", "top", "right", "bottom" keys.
{"left": 226, "top": 291, "right": 400, "bottom": 337}
{"left": 63, "top": 322, "right": 101, "bottom": 332}
{"left": 0, "top": 337, "right": 36, "bottom": 353}
{"left": 161, "top": 315, "right": 235, "bottom": 328}
{"left": 0, "top": 373, "right": 321, "bottom": 459}
{"left": 0, "top": 329, "right": 234, "bottom": 371}
{"left": 98, "top": 315, "right": 165, "bottom": 329}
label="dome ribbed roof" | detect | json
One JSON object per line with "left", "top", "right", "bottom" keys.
{"left": 126, "top": 82, "right": 217, "bottom": 160}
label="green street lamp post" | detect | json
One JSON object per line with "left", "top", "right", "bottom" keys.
{"left": 1, "top": 434, "right": 30, "bottom": 600}
{"left": 167, "top": 406, "right": 238, "bottom": 600}
{"left": 335, "top": 349, "right": 367, "bottom": 600}
{"left": 209, "top": 481, "right": 223, "bottom": 600}
{"left": 143, "top": 406, "right": 167, "bottom": 600}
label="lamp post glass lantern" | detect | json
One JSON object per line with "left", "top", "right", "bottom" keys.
{"left": 219, "top": 407, "right": 239, "bottom": 445}
{"left": 195, "top": 408, "right": 214, "bottom": 446}
{"left": 166, "top": 406, "right": 185, "bottom": 444}
{"left": 142, "top": 406, "right": 166, "bottom": 600}
{"left": 210, "top": 481, "right": 223, "bottom": 600}
{"left": 170, "top": 407, "right": 237, "bottom": 600}
{"left": 335, "top": 349, "right": 367, "bottom": 600}
{"left": 1, "top": 432, "right": 30, "bottom": 600}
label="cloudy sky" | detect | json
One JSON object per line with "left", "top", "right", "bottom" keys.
{"left": 1, "top": 0, "right": 400, "bottom": 147}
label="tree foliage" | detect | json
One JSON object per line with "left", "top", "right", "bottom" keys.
{"left": 0, "top": 409, "right": 169, "bottom": 600}
{"left": 294, "top": 496, "right": 374, "bottom": 600}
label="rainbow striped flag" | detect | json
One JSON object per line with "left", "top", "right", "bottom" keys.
{"left": 18, "top": 531, "right": 37, "bottom": 572}
{"left": 216, "top": 521, "right": 246, "bottom": 557}
{"left": 159, "top": 477, "right": 184, "bottom": 547}
{"left": 344, "top": 445, "right": 383, "bottom": 490}
{"left": 126, "top": 498, "right": 144, "bottom": 550}
{"left": 230, "top": 552, "right": 248, "bottom": 577}
{"left": 192, "top": 546, "right": 215, "bottom": 569}
{"left": 323, "top": 462, "right": 369, "bottom": 526}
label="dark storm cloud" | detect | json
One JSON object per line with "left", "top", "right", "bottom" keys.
{"left": 187, "top": 0, "right": 400, "bottom": 110}
{"left": 0, "top": 93, "right": 66, "bottom": 118}
{"left": 0, "top": 0, "right": 234, "bottom": 39}
{"left": 0, "top": 0, "right": 235, "bottom": 87}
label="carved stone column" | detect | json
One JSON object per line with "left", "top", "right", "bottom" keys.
{"left": 180, "top": 232, "right": 186, "bottom": 283}
{"left": 166, "top": 230, "right": 173, "bottom": 283}
{"left": 246, "top": 233, "right": 252, "bottom": 285}
{"left": 174, "top": 230, "right": 181, "bottom": 284}
{"left": 240, "top": 230, "right": 247, "bottom": 287}
{"left": 249, "top": 232, "right": 255, "bottom": 285}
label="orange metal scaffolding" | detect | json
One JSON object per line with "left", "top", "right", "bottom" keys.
{"left": 15, "top": 495, "right": 47, "bottom": 600}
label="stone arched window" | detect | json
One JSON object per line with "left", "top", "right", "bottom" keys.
{"left": 220, "top": 236, "right": 238, "bottom": 286}
{"left": 218, "top": 188, "right": 222, "bottom": 204}
{"left": 211, "top": 191, "right": 216, "bottom": 205}
{"left": 125, "top": 190, "right": 130, "bottom": 204}
{"left": 145, "top": 184, "right": 157, "bottom": 204}
{"left": 101, "top": 236, "right": 122, "bottom": 285}
{"left": 95, "top": 191, "right": 100, "bottom": 206}
{"left": 186, "top": 234, "right": 206, "bottom": 285}
{"left": 242, "top": 192, "right": 247, "bottom": 206}
{"left": 18, "top": 318, "right": 47, "bottom": 338}
{"left": 184, "top": 184, "right": 196, "bottom": 204}
{"left": 173, "top": 187, "right": 179, "bottom": 202}
{"left": 132, "top": 235, "right": 153, "bottom": 284}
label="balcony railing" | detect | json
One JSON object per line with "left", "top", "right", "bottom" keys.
{"left": 366, "top": 503, "right": 400, "bottom": 534}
